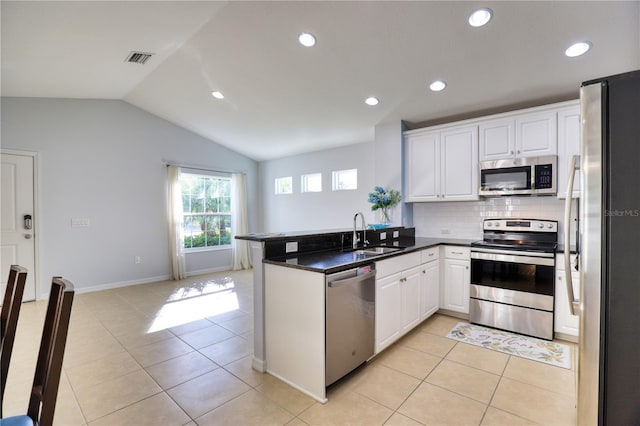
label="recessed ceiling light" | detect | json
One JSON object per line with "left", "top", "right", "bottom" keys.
{"left": 211, "top": 91, "right": 224, "bottom": 99}
{"left": 429, "top": 80, "right": 447, "bottom": 92}
{"left": 565, "top": 41, "right": 592, "bottom": 58}
{"left": 365, "top": 97, "right": 379, "bottom": 106}
{"left": 298, "top": 32, "right": 316, "bottom": 47}
{"left": 468, "top": 8, "right": 492, "bottom": 27}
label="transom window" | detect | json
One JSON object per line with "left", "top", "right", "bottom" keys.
{"left": 301, "top": 173, "right": 322, "bottom": 193}
{"left": 275, "top": 176, "right": 293, "bottom": 194}
{"left": 180, "top": 172, "right": 231, "bottom": 249}
{"left": 332, "top": 169, "right": 358, "bottom": 190}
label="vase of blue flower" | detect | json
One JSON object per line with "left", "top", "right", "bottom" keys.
{"left": 368, "top": 186, "right": 401, "bottom": 225}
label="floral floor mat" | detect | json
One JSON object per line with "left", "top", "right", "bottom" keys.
{"left": 446, "top": 322, "right": 572, "bottom": 369}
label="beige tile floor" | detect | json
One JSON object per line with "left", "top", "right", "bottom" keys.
{"left": 2, "top": 270, "right": 577, "bottom": 425}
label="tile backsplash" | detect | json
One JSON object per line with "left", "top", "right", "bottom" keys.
{"left": 412, "top": 197, "right": 577, "bottom": 244}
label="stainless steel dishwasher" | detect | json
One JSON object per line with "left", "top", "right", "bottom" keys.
{"left": 325, "top": 264, "right": 376, "bottom": 386}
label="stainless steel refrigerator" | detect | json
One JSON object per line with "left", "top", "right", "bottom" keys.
{"left": 564, "top": 69, "right": 640, "bottom": 425}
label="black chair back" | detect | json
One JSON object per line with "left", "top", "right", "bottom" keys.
{"left": 27, "top": 277, "right": 74, "bottom": 426}
{"left": 0, "top": 265, "right": 28, "bottom": 416}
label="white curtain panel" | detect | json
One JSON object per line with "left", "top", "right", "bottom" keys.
{"left": 167, "top": 165, "right": 186, "bottom": 280}
{"left": 231, "top": 173, "right": 252, "bottom": 270}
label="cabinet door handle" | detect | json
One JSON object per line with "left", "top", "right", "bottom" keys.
{"left": 451, "top": 251, "right": 463, "bottom": 255}
{"left": 510, "top": 150, "right": 514, "bottom": 155}
{"left": 466, "top": 266, "right": 469, "bottom": 270}
{"left": 428, "top": 253, "right": 434, "bottom": 256}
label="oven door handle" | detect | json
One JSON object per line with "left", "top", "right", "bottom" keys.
{"left": 563, "top": 154, "right": 580, "bottom": 316}
{"left": 471, "top": 250, "right": 555, "bottom": 266}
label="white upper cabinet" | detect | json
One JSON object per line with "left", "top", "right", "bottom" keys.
{"left": 557, "top": 103, "right": 581, "bottom": 199}
{"left": 405, "top": 130, "right": 440, "bottom": 201}
{"left": 515, "top": 111, "right": 557, "bottom": 157}
{"left": 479, "top": 118, "right": 515, "bottom": 161}
{"left": 406, "top": 100, "right": 575, "bottom": 201}
{"left": 405, "top": 125, "right": 478, "bottom": 202}
{"left": 441, "top": 126, "right": 479, "bottom": 201}
{"left": 479, "top": 111, "right": 557, "bottom": 161}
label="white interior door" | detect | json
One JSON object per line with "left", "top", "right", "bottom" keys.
{"left": 1, "top": 152, "right": 37, "bottom": 301}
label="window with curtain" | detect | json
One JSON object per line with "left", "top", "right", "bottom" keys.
{"left": 180, "top": 172, "right": 232, "bottom": 249}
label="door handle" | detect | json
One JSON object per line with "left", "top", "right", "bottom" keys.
{"left": 564, "top": 155, "right": 580, "bottom": 315}
{"left": 24, "top": 214, "right": 33, "bottom": 230}
{"left": 328, "top": 270, "right": 376, "bottom": 288}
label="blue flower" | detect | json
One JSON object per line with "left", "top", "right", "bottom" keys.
{"left": 367, "top": 186, "right": 401, "bottom": 212}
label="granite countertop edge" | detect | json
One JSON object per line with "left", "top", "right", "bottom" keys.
{"left": 263, "top": 237, "right": 475, "bottom": 274}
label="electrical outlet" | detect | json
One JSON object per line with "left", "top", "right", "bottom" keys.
{"left": 285, "top": 241, "right": 298, "bottom": 253}
{"left": 441, "top": 228, "right": 451, "bottom": 234}
{"left": 134, "top": 256, "right": 141, "bottom": 264}
{"left": 393, "top": 230, "right": 399, "bottom": 238}
{"left": 380, "top": 232, "right": 387, "bottom": 240}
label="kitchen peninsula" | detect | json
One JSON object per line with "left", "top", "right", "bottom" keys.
{"left": 236, "top": 228, "right": 473, "bottom": 402}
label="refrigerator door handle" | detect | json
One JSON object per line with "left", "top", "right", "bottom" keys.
{"left": 563, "top": 154, "right": 580, "bottom": 315}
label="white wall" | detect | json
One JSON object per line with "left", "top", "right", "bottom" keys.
{"left": 259, "top": 142, "right": 377, "bottom": 232}
{"left": 1, "top": 97, "right": 258, "bottom": 296}
{"left": 374, "top": 120, "right": 407, "bottom": 227}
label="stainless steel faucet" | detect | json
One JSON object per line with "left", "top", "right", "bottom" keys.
{"left": 353, "top": 212, "right": 368, "bottom": 249}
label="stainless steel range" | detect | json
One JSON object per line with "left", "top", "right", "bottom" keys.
{"left": 470, "top": 219, "right": 558, "bottom": 340}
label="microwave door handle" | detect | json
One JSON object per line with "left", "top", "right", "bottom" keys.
{"left": 564, "top": 154, "right": 580, "bottom": 315}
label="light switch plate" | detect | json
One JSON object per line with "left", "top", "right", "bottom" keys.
{"left": 285, "top": 241, "right": 298, "bottom": 253}
{"left": 393, "top": 230, "right": 399, "bottom": 238}
{"left": 71, "top": 218, "right": 90, "bottom": 227}
{"left": 380, "top": 232, "right": 387, "bottom": 240}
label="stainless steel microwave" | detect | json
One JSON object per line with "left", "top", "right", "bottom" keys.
{"left": 479, "top": 155, "right": 557, "bottom": 196}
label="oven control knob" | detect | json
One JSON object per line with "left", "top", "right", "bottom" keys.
{"left": 487, "top": 222, "right": 492, "bottom": 227}
{"left": 538, "top": 223, "right": 544, "bottom": 229}
{"left": 547, "top": 223, "right": 554, "bottom": 229}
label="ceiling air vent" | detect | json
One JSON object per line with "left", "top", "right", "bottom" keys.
{"left": 125, "top": 51, "right": 154, "bottom": 65}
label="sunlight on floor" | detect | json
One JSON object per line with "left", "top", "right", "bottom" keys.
{"left": 147, "top": 277, "right": 240, "bottom": 333}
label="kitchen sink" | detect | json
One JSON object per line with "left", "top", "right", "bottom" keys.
{"left": 354, "top": 246, "right": 402, "bottom": 256}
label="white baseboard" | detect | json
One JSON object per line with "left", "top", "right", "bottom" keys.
{"left": 252, "top": 356, "right": 267, "bottom": 373}
{"left": 37, "top": 266, "right": 234, "bottom": 298}
{"left": 185, "top": 265, "right": 232, "bottom": 277}
{"left": 72, "top": 274, "right": 173, "bottom": 295}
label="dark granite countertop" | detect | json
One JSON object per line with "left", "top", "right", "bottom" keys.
{"left": 263, "top": 237, "right": 474, "bottom": 274}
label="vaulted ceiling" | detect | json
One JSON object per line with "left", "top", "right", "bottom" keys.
{"left": 2, "top": 1, "right": 639, "bottom": 161}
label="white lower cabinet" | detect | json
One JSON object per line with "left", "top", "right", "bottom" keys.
{"left": 420, "top": 257, "right": 440, "bottom": 320}
{"left": 401, "top": 265, "right": 422, "bottom": 334}
{"left": 375, "top": 249, "right": 439, "bottom": 353}
{"left": 442, "top": 246, "right": 471, "bottom": 314}
{"left": 376, "top": 272, "right": 403, "bottom": 352}
{"left": 555, "top": 254, "right": 580, "bottom": 340}
{"left": 375, "top": 265, "right": 422, "bottom": 353}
